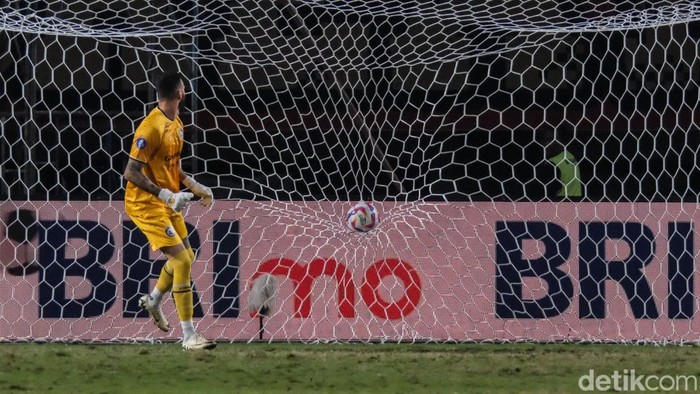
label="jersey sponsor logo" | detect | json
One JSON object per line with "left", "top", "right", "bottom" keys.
{"left": 164, "top": 153, "right": 180, "bottom": 162}
{"left": 135, "top": 137, "right": 147, "bottom": 149}
{"left": 165, "top": 226, "right": 176, "bottom": 237}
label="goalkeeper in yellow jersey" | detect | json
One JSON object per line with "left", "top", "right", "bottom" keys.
{"left": 123, "top": 71, "right": 215, "bottom": 350}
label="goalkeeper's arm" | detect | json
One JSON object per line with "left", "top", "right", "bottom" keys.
{"left": 180, "top": 170, "right": 214, "bottom": 208}
{"left": 123, "top": 158, "right": 193, "bottom": 212}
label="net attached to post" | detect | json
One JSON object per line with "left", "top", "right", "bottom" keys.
{"left": 1, "top": 1, "right": 700, "bottom": 343}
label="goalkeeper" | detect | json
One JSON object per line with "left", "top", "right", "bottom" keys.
{"left": 123, "top": 71, "right": 215, "bottom": 350}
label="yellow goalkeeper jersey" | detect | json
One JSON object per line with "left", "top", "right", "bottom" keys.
{"left": 125, "top": 107, "right": 184, "bottom": 217}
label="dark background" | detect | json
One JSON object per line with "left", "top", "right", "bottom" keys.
{"left": 1, "top": 1, "right": 699, "bottom": 202}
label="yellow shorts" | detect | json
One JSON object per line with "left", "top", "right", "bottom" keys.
{"left": 128, "top": 211, "right": 188, "bottom": 251}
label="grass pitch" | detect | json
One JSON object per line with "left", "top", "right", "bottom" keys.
{"left": 1, "top": 342, "right": 698, "bottom": 393}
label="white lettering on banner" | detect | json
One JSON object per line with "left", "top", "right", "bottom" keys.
{"left": 1, "top": 201, "right": 700, "bottom": 342}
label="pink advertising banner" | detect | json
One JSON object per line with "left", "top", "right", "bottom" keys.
{"left": 1, "top": 200, "right": 699, "bottom": 342}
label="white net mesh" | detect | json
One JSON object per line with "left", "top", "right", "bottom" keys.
{"left": 1, "top": 1, "right": 700, "bottom": 343}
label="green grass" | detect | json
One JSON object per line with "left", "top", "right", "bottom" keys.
{"left": 1, "top": 343, "right": 699, "bottom": 393}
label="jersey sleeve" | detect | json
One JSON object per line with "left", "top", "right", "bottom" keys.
{"left": 128, "top": 119, "right": 161, "bottom": 164}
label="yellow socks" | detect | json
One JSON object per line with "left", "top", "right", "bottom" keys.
{"left": 169, "top": 249, "right": 194, "bottom": 322}
{"left": 155, "top": 260, "right": 174, "bottom": 294}
{"left": 157, "top": 247, "right": 193, "bottom": 294}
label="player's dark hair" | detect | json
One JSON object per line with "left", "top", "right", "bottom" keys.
{"left": 157, "top": 72, "right": 185, "bottom": 100}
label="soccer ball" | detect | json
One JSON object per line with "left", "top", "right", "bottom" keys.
{"left": 346, "top": 202, "right": 379, "bottom": 232}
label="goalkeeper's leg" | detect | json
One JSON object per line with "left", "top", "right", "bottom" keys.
{"left": 131, "top": 214, "right": 180, "bottom": 332}
{"left": 165, "top": 245, "right": 216, "bottom": 350}
{"left": 139, "top": 259, "right": 173, "bottom": 332}
{"left": 144, "top": 245, "right": 193, "bottom": 303}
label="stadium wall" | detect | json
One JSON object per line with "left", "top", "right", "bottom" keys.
{"left": 1, "top": 200, "right": 699, "bottom": 342}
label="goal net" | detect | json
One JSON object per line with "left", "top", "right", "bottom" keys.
{"left": 1, "top": 1, "right": 700, "bottom": 343}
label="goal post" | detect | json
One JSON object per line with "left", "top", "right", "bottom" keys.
{"left": 1, "top": 1, "right": 700, "bottom": 343}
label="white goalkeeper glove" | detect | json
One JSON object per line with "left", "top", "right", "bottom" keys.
{"left": 182, "top": 176, "right": 214, "bottom": 208}
{"left": 158, "top": 188, "right": 194, "bottom": 212}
